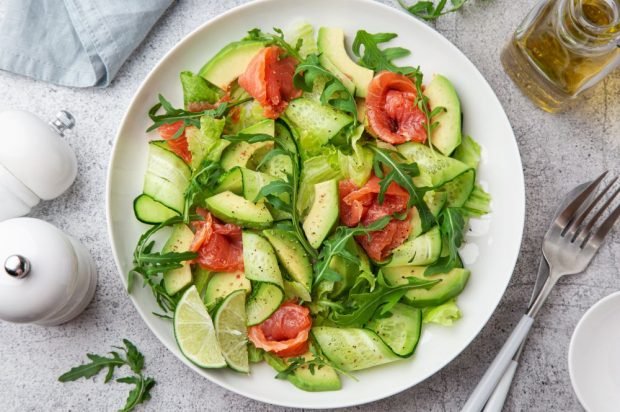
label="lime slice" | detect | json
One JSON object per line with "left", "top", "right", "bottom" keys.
{"left": 214, "top": 289, "right": 250, "bottom": 373}
{"left": 174, "top": 286, "right": 226, "bottom": 368}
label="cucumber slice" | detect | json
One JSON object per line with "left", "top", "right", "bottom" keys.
{"left": 397, "top": 142, "right": 470, "bottom": 188}
{"left": 387, "top": 226, "right": 441, "bottom": 267}
{"left": 220, "top": 119, "right": 275, "bottom": 171}
{"left": 133, "top": 194, "right": 179, "bottom": 224}
{"left": 246, "top": 282, "right": 284, "bottom": 326}
{"left": 366, "top": 303, "right": 422, "bottom": 357}
{"left": 382, "top": 266, "right": 471, "bottom": 307}
{"left": 312, "top": 327, "right": 401, "bottom": 371}
{"left": 242, "top": 232, "right": 283, "bottom": 288}
{"left": 442, "top": 169, "right": 475, "bottom": 207}
{"left": 204, "top": 271, "right": 251, "bottom": 307}
{"left": 143, "top": 141, "right": 191, "bottom": 213}
{"left": 284, "top": 98, "right": 353, "bottom": 152}
{"left": 162, "top": 224, "right": 194, "bottom": 295}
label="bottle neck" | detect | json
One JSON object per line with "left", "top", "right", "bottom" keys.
{"left": 556, "top": 0, "right": 620, "bottom": 54}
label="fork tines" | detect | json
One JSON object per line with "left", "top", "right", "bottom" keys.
{"left": 558, "top": 171, "right": 620, "bottom": 248}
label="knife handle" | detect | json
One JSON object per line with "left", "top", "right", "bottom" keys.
{"left": 482, "top": 360, "right": 519, "bottom": 412}
{"left": 461, "top": 315, "right": 534, "bottom": 412}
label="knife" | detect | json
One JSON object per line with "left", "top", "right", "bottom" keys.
{"left": 482, "top": 182, "right": 591, "bottom": 412}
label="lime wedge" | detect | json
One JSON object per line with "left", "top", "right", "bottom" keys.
{"left": 214, "top": 289, "right": 250, "bottom": 373}
{"left": 174, "top": 285, "right": 226, "bottom": 368}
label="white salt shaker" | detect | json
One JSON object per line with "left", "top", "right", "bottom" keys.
{"left": 0, "top": 110, "right": 77, "bottom": 221}
{"left": 0, "top": 218, "right": 97, "bottom": 325}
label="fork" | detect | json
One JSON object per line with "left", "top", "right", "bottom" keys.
{"left": 462, "top": 171, "right": 620, "bottom": 412}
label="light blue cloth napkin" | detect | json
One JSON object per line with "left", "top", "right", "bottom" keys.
{"left": 0, "top": 0, "right": 174, "bottom": 87}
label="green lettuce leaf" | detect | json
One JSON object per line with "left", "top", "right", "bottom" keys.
{"left": 284, "top": 22, "right": 318, "bottom": 58}
{"left": 338, "top": 125, "right": 373, "bottom": 187}
{"left": 462, "top": 184, "right": 491, "bottom": 217}
{"left": 297, "top": 148, "right": 343, "bottom": 215}
{"left": 453, "top": 135, "right": 481, "bottom": 169}
{"left": 422, "top": 299, "right": 462, "bottom": 326}
{"left": 180, "top": 71, "right": 222, "bottom": 109}
{"left": 186, "top": 116, "right": 227, "bottom": 169}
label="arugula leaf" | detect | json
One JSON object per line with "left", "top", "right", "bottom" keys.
{"left": 129, "top": 216, "right": 198, "bottom": 313}
{"left": 351, "top": 31, "right": 420, "bottom": 77}
{"left": 313, "top": 216, "right": 392, "bottom": 287}
{"left": 330, "top": 272, "right": 440, "bottom": 327}
{"left": 244, "top": 27, "right": 303, "bottom": 61}
{"left": 367, "top": 145, "right": 435, "bottom": 231}
{"left": 425, "top": 208, "right": 465, "bottom": 275}
{"left": 399, "top": 0, "right": 471, "bottom": 21}
{"left": 146, "top": 94, "right": 249, "bottom": 133}
{"left": 293, "top": 54, "right": 358, "bottom": 128}
{"left": 183, "top": 159, "right": 224, "bottom": 222}
{"left": 59, "top": 340, "right": 155, "bottom": 412}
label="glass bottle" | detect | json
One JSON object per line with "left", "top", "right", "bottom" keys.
{"left": 501, "top": 0, "right": 620, "bottom": 112}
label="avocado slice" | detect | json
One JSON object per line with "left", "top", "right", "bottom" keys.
{"left": 425, "top": 74, "right": 462, "bottom": 156}
{"left": 387, "top": 226, "right": 442, "bottom": 267}
{"left": 162, "top": 224, "right": 195, "bottom": 295}
{"left": 317, "top": 27, "right": 374, "bottom": 97}
{"left": 205, "top": 191, "right": 273, "bottom": 229}
{"left": 302, "top": 179, "right": 340, "bottom": 249}
{"left": 264, "top": 351, "right": 342, "bottom": 392}
{"left": 220, "top": 119, "right": 275, "bottom": 171}
{"left": 198, "top": 40, "right": 266, "bottom": 90}
{"left": 204, "top": 271, "right": 251, "bottom": 306}
{"left": 382, "top": 266, "right": 470, "bottom": 307}
{"left": 263, "top": 229, "right": 313, "bottom": 291}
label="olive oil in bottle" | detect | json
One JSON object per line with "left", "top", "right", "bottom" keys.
{"left": 501, "top": 0, "right": 620, "bottom": 112}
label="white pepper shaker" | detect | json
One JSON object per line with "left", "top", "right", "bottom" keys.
{"left": 0, "top": 218, "right": 97, "bottom": 326}
{"left": 0, "top": 110, "right": 77, "bottom": 221}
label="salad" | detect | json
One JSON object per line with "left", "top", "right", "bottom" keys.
{"left": 129, "top": 23, "right": 491, "bottom": 392}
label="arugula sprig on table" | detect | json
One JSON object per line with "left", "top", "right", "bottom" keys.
{"left": 129, "top": 216, "right": 198, "bottom": 313}
{"left": 59, "top": 339, "right": 155, "bottom": 412}
{"left": 399, "top": 0, "right": 471, "bottom": 21}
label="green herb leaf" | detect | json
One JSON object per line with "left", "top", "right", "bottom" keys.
{"left": 183, "top": 159, "right": 224, "bottom": 222}
{"left": 351, "top": 31, "right": 420, "bottom": 76}
{"left": 367, "top": 145, "right": 435, "bottom": 231}
{"left": 313, "top": 216, "right": 392, "bottom": 287}
{"left": 59, "top": 340, "right": 155, "bottom": 412}
{"left": 130, "top": 216, "right": 198, "bottom": 313}
{"left": 294, "top": 54, "right": 358, "bottom": 128}
{"left": 245, "top": 28, "right": 302, "bottom": 61}
{"left": 399, "top": 0, "right": 471, "bottom": 21}
{"left": 425, "top": 208, "right": 465, "bottom": 275}
{"left": 146, "top": 94, "right": 248, "bottom": 133}
{"left": 330, "top": 273, "right": 440, "bottom": 327}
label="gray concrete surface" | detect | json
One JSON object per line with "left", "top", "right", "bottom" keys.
{"left": 0, "top": 0, "right": 618, "bottom": 411}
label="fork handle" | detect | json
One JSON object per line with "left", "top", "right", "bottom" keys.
{"left": 461, "top": 315, "right": 534, "bottom": 412}
{"left": 482, "top": 360, "right": 519, "bottom": 412}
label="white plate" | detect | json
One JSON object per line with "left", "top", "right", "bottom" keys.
{"left": 106, "top": 0, "right": 524, "bottom": 408}
{"left": 569, "top": 291, "right": 620, "bottom": 412}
